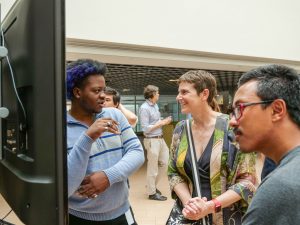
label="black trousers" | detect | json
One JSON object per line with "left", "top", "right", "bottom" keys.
{"left": 69, "top": 208, "right": 137, "bottom": 225}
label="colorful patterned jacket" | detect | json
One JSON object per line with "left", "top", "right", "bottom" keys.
{"left": 168, "top": 114, "right": 257, "bottom": 225}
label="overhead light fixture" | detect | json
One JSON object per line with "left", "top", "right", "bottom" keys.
{"left": 122, "top": 88, "right": 131, "bottom": 92}
{"left": 169, "top": 79, "right": 178, "bottom": 82}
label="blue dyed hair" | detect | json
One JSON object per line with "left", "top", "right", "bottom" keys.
{"left": 66, "top": 59, "right": 107, "bottom": 100}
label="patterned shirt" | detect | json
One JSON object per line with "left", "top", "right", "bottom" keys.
{"left": 168, "top": 114, "right": 257, "bottom": 225}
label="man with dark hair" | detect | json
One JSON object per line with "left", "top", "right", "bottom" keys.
{"left": 139, "top": 85, "right": 172, "bottom": 201}
{"left": 103, "top": 87, "right": 121, "bottom": 107}
{"left": 103, "top": 87, "right": 138, "bottom": 127}
{"left": 66, "top": 59, "right": 144, "bottom": 225}
{"left": 229, "top": 64, "right": 300, "bottom": 224}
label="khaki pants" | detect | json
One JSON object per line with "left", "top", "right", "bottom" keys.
{"left": 143, "top": 138, "right": 169, "bottom": 195}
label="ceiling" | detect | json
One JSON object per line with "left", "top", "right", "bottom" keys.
{"left": 105, "top": 63, "right": 244, "bottom": 95}
{"left": 66, "top": 39, "right": 300, "bottom": 96}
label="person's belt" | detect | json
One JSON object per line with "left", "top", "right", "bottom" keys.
{"left": 145, "top": 135, "right": 163, "bottom": 139}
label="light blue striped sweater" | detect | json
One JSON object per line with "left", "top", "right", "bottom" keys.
{"left": 67, "top": 108, "right": 144, "bottom": 221}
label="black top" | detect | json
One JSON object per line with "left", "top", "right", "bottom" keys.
{"left": 184, "top": 132, "right": 214, "bottom": 199}
{"left": 184, "top": 132, "right": 214, "bottom": 224}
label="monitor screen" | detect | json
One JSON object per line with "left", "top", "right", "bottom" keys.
{"left": 0, "top": 0, "right": 67, "bottom": 224}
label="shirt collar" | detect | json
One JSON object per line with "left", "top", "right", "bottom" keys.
{"left": 146, "top": 99, "right": 156, "bottom": 106}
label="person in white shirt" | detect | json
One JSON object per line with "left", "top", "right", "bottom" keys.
{"left": 102, "top": 87, "right": 138, "bottom": 127}
{"left": 139, "top": 85, "right": 172, "bottom": 201}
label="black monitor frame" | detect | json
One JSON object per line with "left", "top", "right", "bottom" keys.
{"left": 0, "top": 0, "right": 67, "bottom": 224}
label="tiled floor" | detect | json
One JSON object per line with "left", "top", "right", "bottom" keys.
{"left": 0, "top": 195, "right": 24, "bottom": 225}
{"left": 0, "top": 163, "right": 174, "bottom": 225}
{"left": 129, "top": 164, "right": 174, "bottom": 225}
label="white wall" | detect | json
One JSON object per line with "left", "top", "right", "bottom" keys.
{"left": 66, "top": 0, "right": 300, "bottom": 61}
{"left": 0, "top": 0, "right": 16, "bottom": 21}
{"left": 1, "top": 0, "right": 299, "bottom": 61}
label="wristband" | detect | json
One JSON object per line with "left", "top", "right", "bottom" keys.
{"left": 212, "top": 198, "right": 222, "bottom": 213}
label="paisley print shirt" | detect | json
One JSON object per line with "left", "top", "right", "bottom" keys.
{"left": 168, "top": 114, "right": 257, "bottom": 225}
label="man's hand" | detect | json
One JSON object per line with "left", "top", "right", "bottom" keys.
{"left": 86, "top": 118, "right": 120, "bottom": 140}
{"left": 76, "top": 171, "right": 110, "bottom": 198}
{"left": 161, "top": 116, "right": 172, "bottom": 126}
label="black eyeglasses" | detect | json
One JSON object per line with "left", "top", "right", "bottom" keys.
{"left": 231, "top": 100, "right": 274, "bottom": 121}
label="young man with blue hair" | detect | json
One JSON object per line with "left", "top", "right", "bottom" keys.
{"left": 66, "top": 59, "right": 144, "bottom": 225}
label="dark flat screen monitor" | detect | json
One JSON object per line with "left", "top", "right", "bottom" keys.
{"left": 0, "top": 0, "right": 67, "bottom": 224}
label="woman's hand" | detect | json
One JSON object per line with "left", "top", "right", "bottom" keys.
{"left": 183, "top": 197, "right": 213, "bottom": 221}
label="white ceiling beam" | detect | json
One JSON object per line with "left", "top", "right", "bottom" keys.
{"left": 66, "top": 38, "right": 300, "bottom": 72}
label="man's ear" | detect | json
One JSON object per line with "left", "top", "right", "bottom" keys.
{"left": 73, "top": 87, "right": 81, "bottom": 99}
{"left": 271, "top": 99, "right": 287, "bottom": 122}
